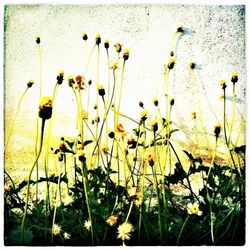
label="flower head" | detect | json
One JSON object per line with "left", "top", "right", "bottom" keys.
{"left": 106, "top": 215, "right": 118, "bottom": 226}
{"left": 187, "top": 202, "right": 203, "bottom": 216}
{"left": 114, "top": 42, "right": 122, "bottom": 53}
{"left": 75, "top": 75, "right": 85, "bottom": 90}
{"left": 231, "top": 71, "right": 238, "bottom": 83}
{"left": 52, "top": 224, "right": 62, "bottom": 235}
{"left": 27, "top": 80, "right": 34, "bottom": 88}
{"left": 84, "top": 219, "right": 92, "bottom": 231}
{"left": 108, "top": 130, "right": 115, "bottom": 139}
{"left": 63, "top": 232, "right": 71, "bottom": 240}
{"left": 39, "top": 96, "right": 53, "bottom": 120}
{"left": 117, "top": 222, "right": 134, "bottom": 241}
{"left": 109, "top": 59, "right": 119, "bottom": 70}
{"left": 189, "top": 61, "right": 196, "bottom": 69}
{"left": 176, "top": 23, "right": 186, "bottom": 33}
{"left": 82, "top": 32, "right": 88, "bottom": 41}
{"left": 147, "top": 154, "right": 154, "bottom": 167}
{"left": 170, "top": 98, "right": 175, "bottom": 106}
{"left": 123, "top": 48, "right": 130, "bottom": 61}
{"left": 116, "top": 123, "right": 125, "bottom": 133}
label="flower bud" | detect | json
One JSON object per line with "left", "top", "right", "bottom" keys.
{"left": 140, "top": 109, "right": 148, "bottom": 121}
{"left": 153, "top": 98, "right": 158, "bottom": 107}
{"left": 104, "top": 39, "right": 109, "bottom": 49}
{"left": 147, "top": 155, "right": 154, "bottom": 167}
{"left": 68, "top": 75, "right": 75, "bottom": 87}
{"left": 167, "top": 58, "right": 176, "bottom": 70}
{"left": 77, "top": 150, "right": 86, "bottom": 162}
{"left": 98, "top": 85, "right": 105, "bottom": 96}
{"left": 150, "top": 120, "right": 158, "bottom": 132}
{"left": 220, "top": 80, "right": 227, "bottom": 89}
{"left": 189, "top": 62, "right": 196, "bottom": 69}
{"left": 231, "top": 71, "right": 238, "bottom": 84}
{"left": 139, "top": 101, "right": 144, "bottom": 108}
{"left": 123, "top": 49, "right": 130, "bottom": 61}
{"left": 170, "top": 98, "right": 175, "bottom": 106}
{"left": 35, "top": 35, "right": 41, "bottom": 44}
{"left": 82, "top": 32, "right": 88, "bottom": 41}
{"left": 39, "top": 96, "right": 53, "bottom": 120}
{"left": 95, "top": 33, "right": 101, "bottom": 45}
{"left": 27, "top": 80, "right": 34, "bottom": 88}
{"left": 214, "top": 124, "right": 221, "bottom": 138}
{"left": 57, "top": 70, "right": 64, "bottom": 84}
{"left": 108, "top": 130, "right": 115, "bottom": 139}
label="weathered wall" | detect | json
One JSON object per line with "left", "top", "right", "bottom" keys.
{"left": 4, "top": 5, "right": 246, "bottom": 179}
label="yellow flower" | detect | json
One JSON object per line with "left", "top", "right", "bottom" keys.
{"left": 77, "top": 149, "right": 85, "bottom": 162}
{"left": 82, "top": 109, "right": 88, "bottom": 120}
{"left": 63, "top": 232, "right": 71, "bottom": 240}
{"left": 109, "top": 59, "right": 119, "bottom": 70}
{"left": 57, "top": 70, "right": 64, "bottom": 84}
{"left": 191, "top": 112, "right": 196, "bottom": 120}
{"left": 106, "top": 215, "right": 118, "bottom": 226}
{"left": 114, "top": 42, "right": 122, "bottom": 53}
{"left": 84, "top": 220, "right": 92, "bottom": 231}
{"left": 67, "top": 75, "right": 75, "bottom": 87}
{"left": 52, "top": 224, "right": 62, "bottom": 235}
{"left": 117, "top": 222, "right": 134, "bottom": 241}
{"left": 187, "top": 202, "right": 203, "bottom": 216}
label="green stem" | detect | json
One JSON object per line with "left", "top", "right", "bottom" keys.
{"left": 5, "top": 87, "right": 28, "bottom": 151}
{"left": 21, "top": 118, "right": 46, "bottom": 244}
{"left": 176, "top": 216, "right": 189, "bottom": 245}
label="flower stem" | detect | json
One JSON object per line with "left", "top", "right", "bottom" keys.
{"left": 21, "top": 118, "right": 46, "bottom": 244}
{"left": 176, "top": 215, "right": 189, "bottom": 245}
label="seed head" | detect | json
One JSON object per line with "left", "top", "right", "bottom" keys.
{"left": 108, "top": 130, "right": 115, "bottom": 139}
{"left": 139, "top": 101, "right": 144, "bottom": 108}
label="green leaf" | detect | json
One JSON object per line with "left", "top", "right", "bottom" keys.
{"left": 83, "top": 140, "right": 93, "bottom": 147}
